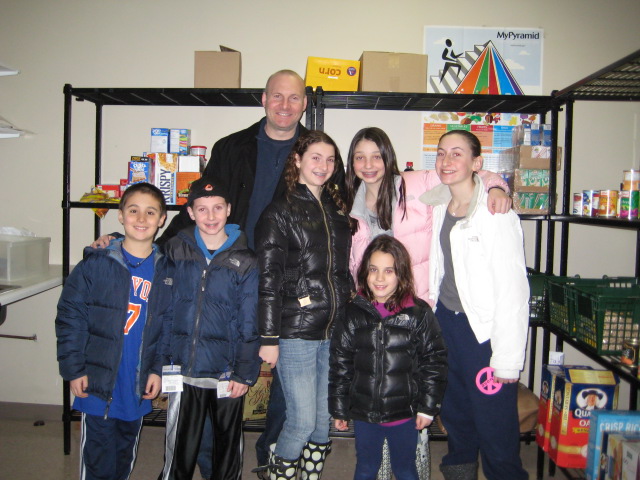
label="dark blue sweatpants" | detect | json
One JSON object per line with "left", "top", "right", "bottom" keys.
{"left": 436, "top": 301, "right": 528, "bottom": 480}
{"left": 80, "top": 412, "right": 143, "bottom": 480}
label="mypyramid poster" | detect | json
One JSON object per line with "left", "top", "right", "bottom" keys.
{"left": 424, "top": 26, "right": 543, "bottom": 95}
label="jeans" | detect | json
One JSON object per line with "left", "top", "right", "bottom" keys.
{"left": 255, "top": 367, "right": 286, "bottom": 467}
{"left": 354, "top": 419, "right": 419, "bottom": 480}
{"left": 274, "top": 338, "right": 331, "bottom": 460}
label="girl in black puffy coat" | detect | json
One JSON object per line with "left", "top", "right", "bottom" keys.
{"left": 329, "top": 235, "right": 448, "bottom": 480}
{"left": 255, "top": 130, "right": 352, "bottom": 480}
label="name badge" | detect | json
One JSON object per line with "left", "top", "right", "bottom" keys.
{"left": 299, "top": 296, "right": 311, "bottom": 307}
{"left": 162, "top": 364, "right": 183, "bottom": 393}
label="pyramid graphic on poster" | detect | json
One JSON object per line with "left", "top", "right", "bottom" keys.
{"left": 454, "top": 41, "right": 523, "bottom": 95}
{"left": 429, "top": 41, "right": 524, "bottom": 95}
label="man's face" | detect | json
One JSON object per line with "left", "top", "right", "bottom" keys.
{"left": 262, "top": 73, "right": 307, "bottom": 139}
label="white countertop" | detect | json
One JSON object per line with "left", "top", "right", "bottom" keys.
{"left": 0, "top": 265, "right": 63, "bottom": 306}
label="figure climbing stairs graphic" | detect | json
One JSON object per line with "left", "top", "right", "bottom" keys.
{"left": 429, "top": 41, "right": 524, "bottom": 95}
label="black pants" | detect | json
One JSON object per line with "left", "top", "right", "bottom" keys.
{"left": 160, "top": 383, "right": 244, "bottom": 480}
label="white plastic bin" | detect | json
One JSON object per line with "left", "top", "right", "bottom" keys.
{"left": 0, "top": 235, "right": 50, "bottom": 282}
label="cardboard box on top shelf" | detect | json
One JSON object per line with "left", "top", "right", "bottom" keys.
{"left": 194, "top": 46, "right": 241, "bottom": 88}
{"left": 359, "top": 51, "right": 427, "bottom": 93}
{"left": 500, "top": 145, "right": 563, "bottom": 171}
{"left": 305, "top": 57, "right": 360, "bottom": 91}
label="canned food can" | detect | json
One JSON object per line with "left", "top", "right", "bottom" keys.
{"left": 598, "top": 190, "right": 618, "bottom": 217}
{"left": 621, "top": 338, "right": 640, "bottom": 366}
{"left": 572, "top": 193, "right": 583, "bottom": 215}
{"left": 623, "top": 170, "right": 640, "bottom": 191}
{"left": 582, "top": 190, "right": 600, "bottom": 217}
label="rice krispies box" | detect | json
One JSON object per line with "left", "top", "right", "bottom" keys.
{"left": 548, "top": 367, "right": 619, "bottom": 469}
{"left": 585, "top": 410, "right": 640, "bottom": 480}
{"left": 536, "top": 365, "right": 594, "bottom": 452}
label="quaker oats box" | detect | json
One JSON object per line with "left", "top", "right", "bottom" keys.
{"left": 549, "top": 367, "right": 619, "bottom": 469}
{"left": 536, "top": 365, "right": 593, "bottom": 452}
{"left": 242, "top": 362, "right": 272, "bottom": 421}
{"left": 585, "top": 410, "right": 640, "bottom": 480}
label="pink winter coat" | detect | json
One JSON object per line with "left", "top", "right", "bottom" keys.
{"left": 349, "top": 170, "right": 507, "bottom": 304}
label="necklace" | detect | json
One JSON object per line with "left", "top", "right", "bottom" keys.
{"left": 448, "top": 200, "right": 470, "bottom": 218}
{"left": 121, "top": 244, "right": 153, "bottom": 269}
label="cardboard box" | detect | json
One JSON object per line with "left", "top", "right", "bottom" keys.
{"left": 149, "top": 153, "right": 178, "bottom": 205}
{"left": 305, "top": 56, "right": 360, "bottom": 91}
{"left": 622, "top": 440, "right": 640, "bottom": 480}
{"left": 243, "top": 362, "right": 273, "bottom": 421}
{"left": 175, "top": 172, "right": 201, "bottom": 205}
{"left": 513, "top": 169, "right": 550, "bottom": 193}
{"left": 96, "top": 184, "right": 121, "bottom": 198}
{"left": 513, "top": 191, "right": 549, "bottom": 214}
{"left": 178, "top": 155, "right": 201, "bottom": 173}
{"left": 501, "top": 145, "right": 563, "bottom": 171}
{"left": 150, "top": 128, "right": 169, "bottom": 153}
{"left": 359, "top": 51, "right": 428, "bottom": 93}
{"left": 548, "top": 367, "right": 619, "bottom": 469}
{"left": 169, "top": 129, "right": 191, "bottom": 155}
{"left": 586, "top": 410, "right": 640, "bottom": 480}
{"left": 604, "top": 434, "right": 640, "bottom": 480}
{"left": 128, "top": 161, "right": 151, "bottom": 184}
{"left": 194, "top": 47, "right": 241, "bottom": 88}
{"left": 537, "top": 365, "right": 593, "bottom": 452}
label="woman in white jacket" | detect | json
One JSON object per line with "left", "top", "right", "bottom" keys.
{"left": 419, "top": 130, "right": 529, "bottom": 480}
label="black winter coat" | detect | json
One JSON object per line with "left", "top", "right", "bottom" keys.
{"left": 329, "top": 295, "right": 448, "bottom": 423}
{"left": 256, "top": 183, "right": 351, "bottom": 344}
{"left": 158, "top": 119, "right": 309, "bottom": 243}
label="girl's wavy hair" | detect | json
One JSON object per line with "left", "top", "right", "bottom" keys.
{"left": 283, "top": 130, "right": 352, "bottom": 221}
{"left": 357, "top": 234, "right": 416, "bottom": 311}
{"left": 345, "top": 127, "right": 407, "bottom": 234}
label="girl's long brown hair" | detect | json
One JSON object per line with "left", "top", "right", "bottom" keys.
{"left": 283, "top": 130, "right": 352, "bottom": 222}
{"left": 345, "top": 127, "right": 407, "bottom": 234}
{"left": 357, "top": 234, "right": 416, "bottom": 311}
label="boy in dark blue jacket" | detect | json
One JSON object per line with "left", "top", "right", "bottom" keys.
{"left": 159, "top": 178, "right": 261, "bottom": 480}
{"left": 56, "top": 182, "right": 173, "bottom": 480}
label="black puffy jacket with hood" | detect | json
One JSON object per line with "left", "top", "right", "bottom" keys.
{"left": 329, "top": 294, "right": 448, "bottom": 423}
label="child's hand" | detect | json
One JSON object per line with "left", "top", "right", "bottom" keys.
{"left": 259, "top": 345, "right": 279, "bottom": 368}
{"left": 228, "top": 380, "right": 249, "bottom": 398}
{"left": 90, "top": 235, "right": 115, "bottom": 249}
{"left": 487, "top": 188, "right": 512, "bottom": 214}
{"left": 334, "top": 419, "right": 349, "bottom": 432}
{"left": 415, "top": 416, "right": 432, "bottom": 430}
{"left": 70, "top": 376, "right": 89, "bottom": 398}
{"left": 143, "top": 374, "right": 162, "bottom": 399}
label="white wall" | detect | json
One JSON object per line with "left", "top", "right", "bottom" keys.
{"left": 0, "top": 0, "right": 638, "bottom": 405}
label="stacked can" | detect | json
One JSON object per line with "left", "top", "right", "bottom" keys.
{"left": 572, "top": 170, "right": 640, "bottom": 219}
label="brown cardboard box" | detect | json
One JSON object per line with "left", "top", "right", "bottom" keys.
{"left": 359, "top": 51, "right": 427, "bottom": 93}
{"left": 194, "top": 47, "right": 241, "bottom": 88}
{"left": 501, "top": 146, "right": 563, "bottom": 171}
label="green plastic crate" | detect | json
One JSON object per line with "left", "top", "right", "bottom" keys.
{"left": 545, "top": 276, "right": 638, "bottom": 337}
{"left": 573, "top": 286, "right": 640, "bottom": 355}
{"left": 527, "top": 268, "right": 547, "bottom": 323}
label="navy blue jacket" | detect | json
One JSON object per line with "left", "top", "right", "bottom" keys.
{"left": 56, "top": 240, "right": 174, "bottom": 403}
{"left": 163, "top": 225, "right": 260, "bottom": 386}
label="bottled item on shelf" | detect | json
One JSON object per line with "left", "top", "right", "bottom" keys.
{"left": 404, "top": 161, "right": 414, "bottom": 171}
{"left": 190, "top": 145, "right": 207, "bottom": 172}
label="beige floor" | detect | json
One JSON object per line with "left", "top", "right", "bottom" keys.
{"left": 0, "top": 402, "right": 567, "bottom": 479}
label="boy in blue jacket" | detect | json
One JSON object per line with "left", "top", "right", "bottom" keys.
{"left": 159, "top": 178, "right": 261, "bottom": 480}
{"left": 56, "top": 182, "right": 173, "bottom": 480}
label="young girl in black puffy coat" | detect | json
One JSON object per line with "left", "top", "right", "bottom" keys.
{"left": 329, "top": 234, "right": 448, "bottom": 480}
{"left": 255, "top": 130, "right": 352, "bottom": 480}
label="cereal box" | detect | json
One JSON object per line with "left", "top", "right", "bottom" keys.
{"left": 149, "top": 153, "right": 178, "bottom": 205}
{"left": 549, "top": 367, "right": 619, "bottom": 469}
{"left": 586, "top": 410, "right": 640, "bottom": 480}
{"left": 128, "top": 161, "right": 151, "bottom": 185}
{"left": 169, "top": 129, "right": 191, "bottom": 155}
{"left": 605, "top": 434, "right": 640, "bottom": 480}
{"left": 175, "top": 172, "right": 201, "bottom": 205}
{"left": 243, "top": 362, "right": 273, "bottom": 421}
{"left": 622, "top": 440, "right": 640, "bottom": 480}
